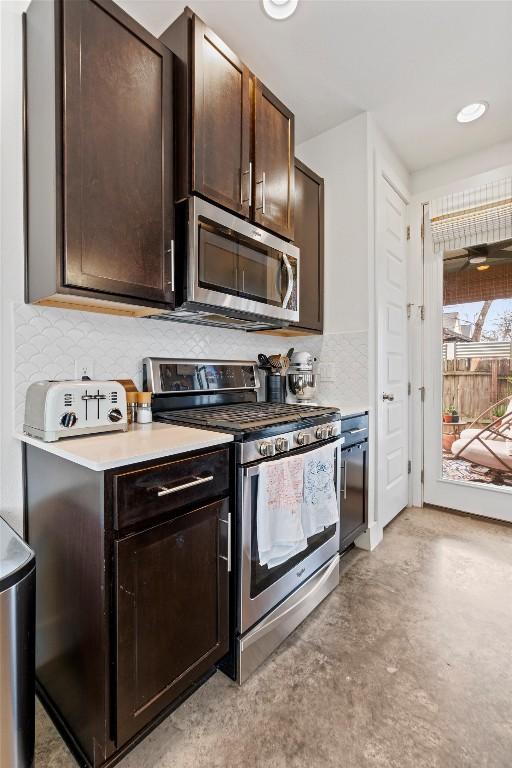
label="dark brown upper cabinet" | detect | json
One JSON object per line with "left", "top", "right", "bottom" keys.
{"left": 192, "top": 18, "right": 252, "bottom": 216}
{"left": 24, "top": 0, "right": 174, "bottom": 316}
{"left": 161, "top": 8, "right": 295, "bottom": 240}
{"left": 290, "top": 158, "right": 324, "bottom": 333}
{"left": 254, "top": 82, "right": 295, "bottom": 240}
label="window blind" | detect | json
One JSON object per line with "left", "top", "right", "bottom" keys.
{"left": 430, "top": 177, "right": 512, "bottom": 252}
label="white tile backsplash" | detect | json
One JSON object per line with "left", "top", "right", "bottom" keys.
{"left": 13, "top": 303, "right": 368, "bottom": 429}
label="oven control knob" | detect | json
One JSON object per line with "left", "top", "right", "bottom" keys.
{"left": 296, "top": 432, "right": 311, "bottom": 447}
{"left": 327, "top": 424, "right": 334, "bottom": 438}
{"left": 108, "top": 408, "right": 123, "bottom": 423}
{"left": 275, "top": 437, "right": 289, "bottom": 453}
{"left": 259, "top": 441, "right": 275, "bottom": 457}
{"left": 60, "top": 412, "right": 77, "bottom": 428}
{"left": 315, "top": 426, "right": 325, "bottom": 440}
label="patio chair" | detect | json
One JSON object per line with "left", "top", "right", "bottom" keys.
{"left": 451, "top": 394, "right": 512, "bottom": 473}
{"left": 458, "top": 394, "right": 512, "bottom": 442}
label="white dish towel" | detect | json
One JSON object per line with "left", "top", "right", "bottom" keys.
{"left": 257, "top": 454, "right": 307, "bottom": 569}
{"left": 301, "top": 444, "right": 339, "bottom": 539}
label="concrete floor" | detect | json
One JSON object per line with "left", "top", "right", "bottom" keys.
{"left": 35, "top": 506, "right": 512, "bottom": 767}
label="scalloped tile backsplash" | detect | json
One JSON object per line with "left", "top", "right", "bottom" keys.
{"left": 13, "top": 303, "right": 368, "bottom": 430}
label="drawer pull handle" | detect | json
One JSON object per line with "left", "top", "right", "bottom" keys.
{"left": 156, "top": 475, "right": 214, "bottom": 497}
{"left": 349, "top": 428, "right": 366, "bottom": 434}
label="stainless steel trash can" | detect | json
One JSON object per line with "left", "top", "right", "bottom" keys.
{"left": 0, "top": 517, "right": 35, "bottom": 768}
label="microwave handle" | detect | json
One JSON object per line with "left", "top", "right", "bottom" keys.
{"left": 282, "top": 253, "right": 294, "bottom": 309}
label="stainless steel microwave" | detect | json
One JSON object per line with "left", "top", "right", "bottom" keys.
{"left": 171, "top": 197, "right": 300, "bottom": 330}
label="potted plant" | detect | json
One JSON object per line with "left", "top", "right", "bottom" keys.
{"left": 448, "top": 404, "right": 459, "bottom": 423}
{"left": 443, "top": 410, "right": 453, "bottom": 423}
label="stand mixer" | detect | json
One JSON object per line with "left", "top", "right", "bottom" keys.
{"left": 286, "top": 351, "right": 319, "bottom": 404}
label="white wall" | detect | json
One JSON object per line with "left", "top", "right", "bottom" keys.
{"left": 297, "top": 113, "right": 370, "bottom": 335}
{"left": 411, "top": 139, "right": 512, "bottom": 198}
{"left": 1, "top": 1, "right": 30, "bottom": 532}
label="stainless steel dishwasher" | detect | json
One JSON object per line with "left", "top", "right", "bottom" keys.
{"left": 0, "top": 516, "right": 36, "bottom": 768}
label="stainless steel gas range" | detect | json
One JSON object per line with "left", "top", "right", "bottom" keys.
{"left": 143, "top": 358, "right": 343, "bottom": 683}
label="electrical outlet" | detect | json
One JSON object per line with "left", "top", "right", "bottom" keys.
{"left": 319, "top": 362, "right": 335, "bottom": 382}
{"left": 75, "top": 358, "right": 94, "bottom": 380}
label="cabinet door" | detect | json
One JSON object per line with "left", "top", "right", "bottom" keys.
{"left": 62, "top": 0, "right": 174, "bottom": 305}
{"left": 340, "top": 444, "right": 368, "bottom": 551}
{"left": 115, "top": 498, "right": 230, "bottom": 746}
{"left": 254, "top": 81, "right": 294, "bottom": 240}
{"left": 292, "top": 159, "right": 324, "bottom": 332}
{"left": 192, "top": 17, "right": 251, "bottom": 217}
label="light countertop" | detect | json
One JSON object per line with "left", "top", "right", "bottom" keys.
{"left": 16, "top": 422, "right": 233, "bottom": 471}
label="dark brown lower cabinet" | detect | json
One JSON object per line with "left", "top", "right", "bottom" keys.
{"left": 25, "top": 444, "right": 231, "bottom": 768}
{"left": 339, "top": 441, "right": 368, "bottom": 551}
{"left": 115, "top": 499, "right": 229, "bottom": 745}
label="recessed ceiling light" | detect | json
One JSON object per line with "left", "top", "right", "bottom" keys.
{"left": 469, "top": 255, "right": 487, "bottom": 264}
{"left": 456, "top": 102, "right": 488, "bottom": 123}
{"left": 476, "top": 264, "right": 490, "bottom": 271}
{"left": 262, "top": 0, "right": 298, "bottom": 21}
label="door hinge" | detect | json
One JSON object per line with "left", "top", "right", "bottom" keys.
{"left": 408, "top": 460, "right": 412, "bottom": 474}
{"left": 419, "top": 386, "right": 425, "bottom": 402}
{"left": 421, "top": 468, "right": 424, "bottom": 484}
{"left": 406, "top": 225, "right": 411, "bottom": 241}
{"left": 407, "top": 303, "right": 413, "bottom": 319}
{"left": 420, "top": 305, "right": 425, "bottom": 321}
{"left": 420, "top": 221, "right": 424, "bottom": 240}
{"left": 408, "top": 381, "right": 412, "bottom": 396}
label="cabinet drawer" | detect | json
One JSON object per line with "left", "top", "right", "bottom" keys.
{"left": 112, "top": 448, "right": 230, "bottom": 529}
{"left": 340, "top": 413, "right": 368, "bottom": 447}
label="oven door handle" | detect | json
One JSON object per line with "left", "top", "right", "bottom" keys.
{"left": 243, "top": 465, "right": 261, "bottom": 478}
{"left": 243, "top": 438, "right": 343, "bottom": 478}
{"left": 282, "top": 253, "right": 294, "bottom": 310}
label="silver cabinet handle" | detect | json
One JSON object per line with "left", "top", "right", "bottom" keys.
{"left": 241, "top": 161, "right": 252, "bottom": 207}
{"left": 219, "top": 512, "right": 232, "bottom": 572}
{"left": 166, "top": 240, "right": 175, "bottom": 292}
{"left": 156, "top": 474, "right": 213, "bottom": 497}
{"left": 349, "top": 428, "right": 366, "bottom": 434}
{"left": 342, "top": 462, "right": 347, "bottom": 500}
{"left": 256, "top": 172, "right": 266, "bottom": 214}
{"left": 382, "top": 393, "right": 394, "bottom": 401}
{"left": 282, "top": 253, "right": 294, "bottom": 309}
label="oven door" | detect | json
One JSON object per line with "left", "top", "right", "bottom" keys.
{"left": 238, "top": 439, "right": 342, "bottom": 635}
{"left": 187, "top": 197, "right": 299, "bottom": 323}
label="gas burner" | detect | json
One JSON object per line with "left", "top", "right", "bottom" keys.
{"left": 157, "top": 402, "right": 337, "bottom": 433}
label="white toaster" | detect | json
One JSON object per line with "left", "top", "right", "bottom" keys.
{"left": 24, "top": 379, "right": 128, "bottom": 442}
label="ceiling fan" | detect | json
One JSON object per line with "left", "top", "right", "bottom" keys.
{"left": 443, "top": 239, "right": 512, "bottom": 273}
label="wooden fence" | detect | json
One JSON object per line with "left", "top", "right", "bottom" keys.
{"left": 443, "top": 357, "right": 512, "bottom": 418}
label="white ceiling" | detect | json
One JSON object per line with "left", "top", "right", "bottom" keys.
{"left": 117, "top": 0, "right": 512, "bottom": 173}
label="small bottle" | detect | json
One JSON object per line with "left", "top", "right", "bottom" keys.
{"left": 126, "top": 391, "right": 138, "bottom": 425}
{"left": 136, "top": 391, "right": 152, "bottom": 424}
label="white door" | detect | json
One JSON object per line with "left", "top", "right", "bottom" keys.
{"left": 376, "top": 175, "right": 409, "bottom": 527}
{"left": 423, "top": 207, "right": 512, "bottom": 523}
